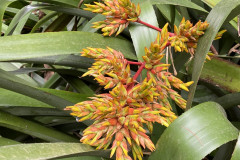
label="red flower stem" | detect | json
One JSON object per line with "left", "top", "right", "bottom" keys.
{"left": 132, "top": 62, "right": 145, "bottom": 81}
{"left": 126, "top": 62, "right": 145, "bottom": 91}
{"left": 127, "top": 61, "right": 143, "bottom": 65}
{"left": 137, "top": 19, "right": 175, "bottom": 37}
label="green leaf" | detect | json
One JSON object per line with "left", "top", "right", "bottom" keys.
{"left": 28, "top": 0, "right": 80, "bottom": 7}
{"left": 215, "top": 92, "right": 240, "bottom": 109}
{"left": 1, "top": 107, "right": 68, "bottom": 116}
{"left": 213, "top": 141, "right": 236, "bottom": 160}
{"left": 0, "top": 62, "right": 39, "bottom": 87}
{"left": 201, "top": 0, "right": 221, "bottom": 8}
{"left": 58, "top": 156, "right": 102, "bottom": 160}
{"left": 186, "top": 0, "right": 240, "bottom": 109}
{"left": 30, "top": 11, "right": 58, "bottom": 33}
{"left": 0, "top": 110, "right": 78, "bottom": 142}
{"left": 0, "top": 68, "right": 34, "bottom": 87}
{"left": 81, "top": 14, "right": 105, "bottom": 32}
{"left": 0, "top": 73, "right": 76, "bottom": 109}
{"left": 149, "top": 102, "right": 239, "bottom": 160}
{"left": 0, "top": 88, "right": 52, "bottom": 108}
{"left": 0, "top": 0, "right": 16, "bottom": 33}
{"left": 188, "top": 57, "right": 240, "bottom": 92}
{"left": 232, "top": 133, "right": 240, "bottom": 160}
{"left": 201, "top": 0, "right": 239, "bottom": 38}
{"left": 5, "top": 4, "right": 40, "bottom": 36}
{"left": 129, "top": 0, "right": 159, "bottom": 61}
{"left": 156, "top": 4, "right": 181, "bottom": 26}
{"left": 62, "top": 76, "right": 94, "bottom": 95}
{"left": 0, "top": 31, "right": 136, "bottom": 61}
{"left": 0, "top": 143, "right": 106, "bottom": 160}
{"left": 12, "top": 10, "right": 31, "bottom": 35}
{"left": 0, "top": 88, "right": 90, "bottom": 108}
{"left": 40, "top": 88, "right": 91, "bottom": 105}
{"left": 5, "top": 55, "right": 93, "bottom": 69}
{"left": 33, "top": 116, "right": 75, "bottom": 125}
{"left": 0, "top": 136, "right": 20, "bottom": 147}
{"left": 44, "top": 14, "right": 74, "bottom": 32}
{"left": 1, "top": 23, "right": 20, "bottom": 35}
{"left": 150, "top": 0, "right": 208, "bottom": 12}
{"left": 4, "top": 4, "right": 95, "bottom": 35}
{"left": 181, "top": 85, "right": 218, "bottom": 106}
{"left": 42, "top": 73, "right": 62, "bottom": 89}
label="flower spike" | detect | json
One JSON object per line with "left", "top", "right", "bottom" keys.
{"left": 84, "top": 0, "right": 141, "bottom": 36}
{"left": 169, "top": 17, "right": 209, "bottom": 55}
{"left": 66, "top": 43, "right": 193, "bottom": 160}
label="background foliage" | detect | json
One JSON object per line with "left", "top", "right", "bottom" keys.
{"left": 0, "top": 0, "right": 240, "bottom": 159}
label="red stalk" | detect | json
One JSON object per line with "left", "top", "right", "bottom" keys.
{"left": 137, "top": 19, "right": 175, "bottom": 37}
{"left": 132, "top": 62, "right": 145, "bottom": 81}
{"left": 126, "top": 62, "right": 146, "bottom": 91}
{"left": 127, "top": 61, "right": 143, "bottom": 65}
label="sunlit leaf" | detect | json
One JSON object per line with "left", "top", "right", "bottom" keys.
{"left": 149, "top": 102, "right": 239, "bottom": 160}
{"left": 0, "top": 143, "right": 107, "bottom": 160}
{"left": 0, "top": 31, "right": 136, "bottom": 61}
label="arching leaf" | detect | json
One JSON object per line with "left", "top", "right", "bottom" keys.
{"left": 149, "top": 102, "right": 239, "bottom": 160}
{"left": 0, "top": 143, "right": 106, "bottom": 160}
{"left": 186, "top": 0, "right": 240, "bottom": 109}
{"left": 0, "top": 31, "right": 136, "bottom": 61}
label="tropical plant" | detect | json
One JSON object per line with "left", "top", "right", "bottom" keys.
{"left": 0, "top": 0, "right": 240, "bottom": 160}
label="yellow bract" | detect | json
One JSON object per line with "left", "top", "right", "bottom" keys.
{"left": 65, "top": 2, "right": 205, "bottom": 160}
{"left": 169, "top": 17, "right": 209, "bottom": 55}
{"left": 84, "top": 0, "right": 141, "bottom": 36}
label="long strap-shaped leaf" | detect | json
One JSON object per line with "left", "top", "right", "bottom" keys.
{"left": 0, "top": 110, "right": 78, "bottom": 142}
{"left": 188, "top": 57, "right": 240, "bottom": 93}
{"left": 4, "top": 55, "right": 93, "bottom": 69}
{"left": 5, "top": 4, "right": 95, "bottom": 35}
{"left": 231, "top": 133, "right": 240, "bottom": 160}
{"left": 27, "top": 0, "right": 83, "bottom": 7}
{"left": 0, "top": 70, "right": 94, "bottom": 126}
{"left": 150, "top": 0, "right": 208, "bottom": 13}
{"left": 0, "top": 88, "right": 90, "bottom": 108}
{"left": 215, "top": 92, "right": 240, "bottom": 109}
{"left": 129, "top": 0, "right": 159, "bottom": 61}
{"left": 0, "top": 136, "right": 20, "bottom": 147}
{"left": 186, "top": 0, "right": 240, "bottom": 110}
{"left": 0, "top": 143, "right": 106, "bottom": 160}
{"left": 0, "top": 71, "right": 73, "bottom": 109}
{"left": 149, "top": 102, "right": 239, "bottom": 160}
{"left": 0, "top": 0, "right": 16, "bottom": 33}
{"left": 0, "top": 31, "right": 136, "bottom": 61}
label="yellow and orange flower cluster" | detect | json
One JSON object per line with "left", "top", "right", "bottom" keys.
{"left": 64, "top": 1, "right": 212, "bottom": 160}
{"left": 143, "top": 24, "right": 193, "bottom": 110}
{"left": 65, "top": 24, "right": 194, "bottom": 160}
{"left": 84, "top": 0, "right": 209, "bottom": 57}
{"left": 84, "top": 0, "right": 141, "bottom": 36}
{"left": 81, "top": 47, "right": 132, "bottom": 89}
{"left": 169, "top": 18, "right": 209, "bottom": 55}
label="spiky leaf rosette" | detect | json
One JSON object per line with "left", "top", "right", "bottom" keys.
{"left": 81, "top": 47, "right": 132, "bottom": 89}
{"left": 169, "top": 18, "right": 209, "bottom": 55}
{"left": 65, "top": 82, "right": 176, "bottom": 160}
{"left": 84, "top": 0, "right": 141, "bottom": 36}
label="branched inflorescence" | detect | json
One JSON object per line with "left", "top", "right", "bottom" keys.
{"left": 65, "top": 24, "right": 194, "bottom": 160}
{"left": 65, "top": 0, "right": 210, "bottom": 160}
{"left": 85, "top": 0, "right": 209, "bottom": 57}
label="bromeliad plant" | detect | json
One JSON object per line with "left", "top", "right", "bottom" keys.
{"left": 65, "top": 0, "right": 208, "bottom": 160}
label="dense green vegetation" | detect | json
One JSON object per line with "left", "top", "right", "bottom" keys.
{"left": 0, "top": 0, "right": 240, "bottom": 159}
